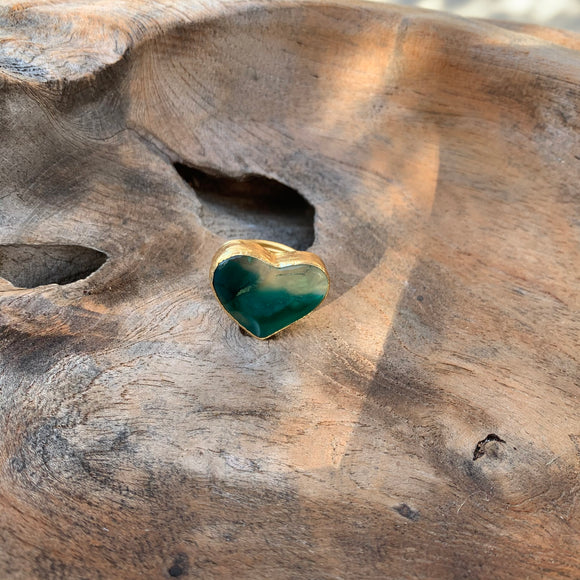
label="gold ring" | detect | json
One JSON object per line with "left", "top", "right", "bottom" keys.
{"left": 209, "top": 239, "right": 329, "bottom": 339}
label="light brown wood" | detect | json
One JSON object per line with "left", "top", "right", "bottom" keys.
{"left": 0, "top": 1, "right": 579, "bottom": 578}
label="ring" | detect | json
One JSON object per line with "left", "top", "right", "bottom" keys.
{"left": 210, "top": 239, "right": 330, "bottom": 339}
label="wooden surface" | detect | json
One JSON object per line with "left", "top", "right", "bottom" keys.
{"left": 0, "top": 1, "right": 579, "bottom": 578}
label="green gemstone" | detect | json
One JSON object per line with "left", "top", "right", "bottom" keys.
{"left": 212, "top": 255, "right": 329, "bottom": 338}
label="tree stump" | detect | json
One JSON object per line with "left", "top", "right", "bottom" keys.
{"left": 0, "top": 1, "right": 578, "bottom": 578}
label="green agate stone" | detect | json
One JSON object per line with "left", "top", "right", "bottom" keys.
{"left": 212, "top": 255, "right": 329, "bottom": 339}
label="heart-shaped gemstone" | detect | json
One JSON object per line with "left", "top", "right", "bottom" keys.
{"left": 211, "top": 245, "right": 329, "bottom": 339}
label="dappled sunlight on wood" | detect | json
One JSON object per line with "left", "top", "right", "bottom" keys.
{"left": 0, "top": 1, "right": 578, "bottom": 577}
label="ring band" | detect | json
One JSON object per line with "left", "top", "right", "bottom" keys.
{"left": 210, "top": 239, "right": 329, "bottom": 339}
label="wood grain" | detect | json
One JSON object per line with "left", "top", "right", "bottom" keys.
{"left": 0, "top": 1, "right": 578, "bottom": 578}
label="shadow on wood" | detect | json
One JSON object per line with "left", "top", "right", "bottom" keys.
{"left": 0, "top": 1, "right": 578, "bottom": 578}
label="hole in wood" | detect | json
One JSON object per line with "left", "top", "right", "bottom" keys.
{"left": 174, "top": 163, "right": 315, "bottom": 251}
{"left": 473, "top": 434, "right": 506, "bottom": 461}
{"left": 167, "top": 553, "right": 189, "bottom": 577}
{"left": 0, "top": 244, "right": 107, "bottom": 288}
{"left": 393, "top": 503, "right": 420, "bottom": 521}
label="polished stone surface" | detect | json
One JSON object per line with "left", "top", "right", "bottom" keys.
{"left": 212, "top": 255, "right": 329, "bottom": 338}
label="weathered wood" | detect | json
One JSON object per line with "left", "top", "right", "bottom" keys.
{"left": 0, "top": 1, "right": 579, "bottom": 578}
